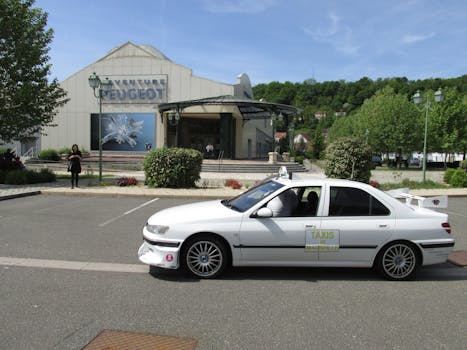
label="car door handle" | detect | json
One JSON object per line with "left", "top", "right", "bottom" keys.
{"left": 379, "top": 224, "right": 388, "bottom": 228}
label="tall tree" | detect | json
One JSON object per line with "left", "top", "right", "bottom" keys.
{"left": 429, "top": 87, "right": 467, "bottom": 160}
{"left": 0, "top": 0, "right": 68, "bottom": 142}
{"left": 335, "top": 87, "right": 421, "bottom": 165}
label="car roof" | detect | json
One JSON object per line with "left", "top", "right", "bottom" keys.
{"left": 273, "top": 173, "right": 371, "bottom": 188}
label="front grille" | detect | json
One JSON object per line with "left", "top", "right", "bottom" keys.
{"left": 144, "top": 237, "right": 180, "bottom": 248}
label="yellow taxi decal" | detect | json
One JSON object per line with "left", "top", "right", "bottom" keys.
{"left": 305, "top": 228, "right": 340, "bottom": 252}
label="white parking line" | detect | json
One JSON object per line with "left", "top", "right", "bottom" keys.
{"left": 0, "top": 257, "right": 148, "bottom": 273}
{"left": 99, "top": 197, "right": 160, "bottom": 227}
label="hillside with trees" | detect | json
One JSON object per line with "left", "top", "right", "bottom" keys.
{"left": 253, "top": 75, "right": 466, "bottom": 162}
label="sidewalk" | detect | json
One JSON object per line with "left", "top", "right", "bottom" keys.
{"left": 1, "top": 167, "right": 466, "bottom": 201}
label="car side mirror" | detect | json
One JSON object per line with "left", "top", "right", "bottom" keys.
{"left": 254, "top": 207, "right": 273, "bottom": 218}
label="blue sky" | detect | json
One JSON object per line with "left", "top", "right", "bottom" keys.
{"left": 35, "top": 0, "right": 467, "bottom": 85}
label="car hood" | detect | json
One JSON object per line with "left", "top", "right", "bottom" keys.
{"left": 147, "top": 200, "right": 240, "bottom": 225}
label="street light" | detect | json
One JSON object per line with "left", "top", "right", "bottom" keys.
{"left": 289, "top": 115, "right": 302, "bottom": 152}
{"left": 88, "top": 72, "right": 112, "bottom": 182}
{"left": 271, "top": 112, "right": 283, "bottom": 152}
{"left": 412, "top": 88, "right": 444, "bottom": 182}
{"left": 167, "top": 110, "right": 181, "bottom": 146}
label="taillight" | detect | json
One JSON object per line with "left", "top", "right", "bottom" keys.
{"left": 442, "top": 222, "right": 451, "bottom": 234}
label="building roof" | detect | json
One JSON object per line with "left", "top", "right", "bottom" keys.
{"left": 159, "top": 95, "right": 301, "bottom": 121}
{"left": 101, "top": 41, "right": 172, "bottom": 62}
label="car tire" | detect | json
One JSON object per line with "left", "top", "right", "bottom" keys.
{"left": 377, "top": 242, "right": 419, "bottom": 281}
{"left": 182, "top": 235, "right": 228, "bottom": 279}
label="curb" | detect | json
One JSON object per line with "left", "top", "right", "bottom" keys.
{"left": 0, "top": 190, "right": 42, "bottom": 201}
{"left": 39, "top": 189, "right": 234, "bottom": 199}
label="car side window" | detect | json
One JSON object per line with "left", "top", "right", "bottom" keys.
{"left": 296, "top": 186, "right": 321, "bottom": 217}
{"left": 329, "top": 186, "right": 390, "bottom": 216}
{"left": 265, "top": 186, "right": 322, "bottom": 217}
{"left": 266, "top": 188, "right": 299, "bottom": 217}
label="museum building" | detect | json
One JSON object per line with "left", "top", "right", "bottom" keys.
{"left": 40, "top": 42, "right": 299, "bottom": 159}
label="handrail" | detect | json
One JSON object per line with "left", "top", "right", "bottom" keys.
{"left": 22, "top": 147, "right": 34, "bottom": 158}
{"left": 218, "top": 150, "right": 224, "bottom": 171}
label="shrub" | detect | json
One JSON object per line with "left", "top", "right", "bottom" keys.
{"left": 4, "top": 170, "right": 27, "bottom": 184}
{"left": 115, "top": 177, "right": 138, "bottom": 186}
{"left": 37, "top": 149, "right": 60, "bottom": 161}
{"left": 443, "top": 168, "right": 456, "bottom": 184}
{"left": 0, "top": 170, "right": 6, "bottom": 183}
{"left": 58, "top": 147, "right": 71, "bottom": 155}
{"left": 2, "top": 168, "right": 55, "bottom": 184}
{"left": 450, "top": 168, "right": 467, "bottom": 188}
{"left": 224, "top": 179, "right": 242, "bottom": 189}
{"left": 294, "top": 155, "right": 304, "bottom": 164}
{"left": 324, "top": 137, "right": 372, "bottom": 183}
{"left": 0, "top": 158, "right": 24, "bottom": 171}
{"left": 143, "top": 147, "right": 202, "bottom": 188}
{"left": 461, "top": 160, "right": 467, "bottom": 170}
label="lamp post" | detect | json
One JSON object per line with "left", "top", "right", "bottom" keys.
{"left": 167, "top": 110, "right": 181, "bottom": 146}
{"left": 412, "top": 88, "right": 444, "bottom": 182}
{"left": 271, "top": 112, "right": 283, "bottom": 152}
{"left": 288, "top": 115, "right": 302, "bottom": 152}
{"left": 88, "top": 72, "right": 112, "bottom": 183}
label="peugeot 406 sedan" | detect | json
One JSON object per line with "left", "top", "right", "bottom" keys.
{"left": 138, "top": 168, "right": 454, "bottom": 280}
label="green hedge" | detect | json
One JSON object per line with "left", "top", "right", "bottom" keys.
{"left": 449, "top": 168, "right": 467, "bottom": 188}
{"left": 444, "top": 167, "right": 467, "bottom": 188}
{"left": 143, "top": 147, "right": 202, "bottom": 188}
{"left": 37, "top": 149, "right": 61, "bottom": 161}
{"left": 443, "top": 168, "right": 456, "bottom": 183}
{"left": 0, "top": 168, "right": 56, "bottom": 184}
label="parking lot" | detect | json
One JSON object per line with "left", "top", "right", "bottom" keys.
{"left": 1, "top": 195, "right": 466, "bottom": 349}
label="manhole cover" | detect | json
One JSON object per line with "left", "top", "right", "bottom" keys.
{"left": 82, "top": 329, "right": 197, "bottom": 350}
{"left": 448, "top": 251, "right": 467, "bottom": 266}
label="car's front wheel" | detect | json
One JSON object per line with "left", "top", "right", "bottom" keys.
{"left": 182, "top": 235, "right": 228, "bottom": 278}
{"left": 377, "top": 242, "right": 419, "bottom": 280}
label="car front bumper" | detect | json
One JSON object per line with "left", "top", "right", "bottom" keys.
{"left": 138, "top": 240, "right": 181, "bottom": 270}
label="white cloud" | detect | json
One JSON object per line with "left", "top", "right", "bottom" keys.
{"left": 401, "top": 32, "right": 436, "bottom": 44}
{"left": 303, "top": 13, "right": 359, "bottom": 55}
{"left": 199, "top": 0, "right": 278, "bottom": 14}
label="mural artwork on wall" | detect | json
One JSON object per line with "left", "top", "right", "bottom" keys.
{"left": 91, "top": 113, "right": 155, "bottom": 152}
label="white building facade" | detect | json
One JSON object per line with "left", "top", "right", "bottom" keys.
{"left": 41, "top": 42, "right": 281, "bottom": 159}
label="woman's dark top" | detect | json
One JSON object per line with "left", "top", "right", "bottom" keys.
{"left": 68, "top": 150, "right": 82, "bottom": 173}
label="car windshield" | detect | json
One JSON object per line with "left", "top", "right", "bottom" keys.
{"left": 222, "top": 180, "right": 284, "bottom": 212}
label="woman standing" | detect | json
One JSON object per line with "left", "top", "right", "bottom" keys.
{"left": 68, "top": 144, "right": 82, "bottom": 188}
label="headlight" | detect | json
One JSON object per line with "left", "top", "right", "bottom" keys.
{"left": 145, "top": 223, "right": 169, "bottom": 234}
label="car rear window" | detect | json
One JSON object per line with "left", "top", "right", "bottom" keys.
{"left": 329, "top": 186, "right": 390, "bottom": 216}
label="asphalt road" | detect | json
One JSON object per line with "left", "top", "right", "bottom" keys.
{"left": 1, "top": 195, "right": 466, "bottom": 350}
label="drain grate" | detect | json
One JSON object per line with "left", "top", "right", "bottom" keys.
{"left": 82, "top": 329, "right": 197, "bottom": 350}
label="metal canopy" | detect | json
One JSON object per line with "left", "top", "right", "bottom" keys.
{"left": 158, "top": 95, "right": 301, "bottom": 121}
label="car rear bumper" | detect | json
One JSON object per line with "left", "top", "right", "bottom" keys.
{"left": 414, "top": 239, "right": 455, "bottom": 266}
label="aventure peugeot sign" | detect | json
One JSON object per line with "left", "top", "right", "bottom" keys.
{"left": 102, "top": 75, "right": 168, "bottom": 104}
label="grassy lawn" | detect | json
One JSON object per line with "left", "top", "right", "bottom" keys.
{"left": 379, "top": 179, "right": 450, "bottom": 191}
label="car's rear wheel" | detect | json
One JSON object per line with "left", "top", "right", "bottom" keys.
{"left": 377, "top": 242, "right": 419, "bottom": 280}
{"left": 182, "top": 236, "right": 227, "bottom": 278}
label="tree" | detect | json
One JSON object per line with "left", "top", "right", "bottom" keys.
{"left": 348, "top": 87, "right": 421, "bottom": 166}
{"left": 0, "top": 0, "right": 68, "bottom": 142}
{"left": 429, "top": 87, "right": 466, "bottom": 162}
{"left": 312, "top": 125, "right": 325, "bottom": 159}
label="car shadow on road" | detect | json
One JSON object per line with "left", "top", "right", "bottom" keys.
{"left": 149, "top": 263, "right": 467, "bottom": 282}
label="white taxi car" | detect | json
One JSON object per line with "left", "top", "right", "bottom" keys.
{"left": 138, "top": 168, "right": 454, "bottom": 280}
